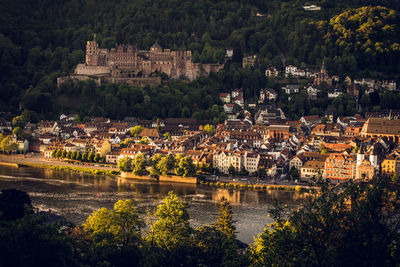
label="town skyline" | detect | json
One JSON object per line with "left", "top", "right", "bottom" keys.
{"left": 1, "top": 0, "right": 400, "bottom": 266}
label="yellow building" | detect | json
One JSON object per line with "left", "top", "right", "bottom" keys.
{"left": 381, "top": 155, "right": 400, "bottom": 177}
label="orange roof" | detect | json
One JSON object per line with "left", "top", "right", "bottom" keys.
{"left": 323, "top": 142, "right": 351, "bottom": 151}
{"left": 344, "top": 126, "right": 361, "bottom": 134}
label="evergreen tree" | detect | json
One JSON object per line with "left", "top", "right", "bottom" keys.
{"left": 214, "top": 197, "right": 236, "bottom": 238}
{"left": 94, "top": 153, "right": 100, "bottom": 163}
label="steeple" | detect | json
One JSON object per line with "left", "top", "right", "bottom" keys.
{"left": 321, "top": 59, "right": 326, "bottom": 74}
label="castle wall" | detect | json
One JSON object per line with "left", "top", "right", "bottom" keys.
{"left": 58, "top": 75, "right": 161, "bottom": 88}
{"left": 57, "top": 76, "right": 102, "bottom": 88}
{"left": 74, "top": 64, "right": 110, "bottom": 76}
{"left": 202, "top": 63, "right": 224, "bottom": 74}
{"left": 103, "top": 77, "right": 161, "bottom": 87}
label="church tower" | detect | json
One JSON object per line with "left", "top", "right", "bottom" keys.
{"left": 320, "top": 60, "right": 327, "bottom": 75}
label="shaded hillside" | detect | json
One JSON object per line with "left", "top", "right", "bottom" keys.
{"left": 1, "top": 0, "right": 400, "bottom": 119}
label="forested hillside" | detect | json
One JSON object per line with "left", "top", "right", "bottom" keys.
{"left": 1, "top": 0, "right": 400, "bottom": 120}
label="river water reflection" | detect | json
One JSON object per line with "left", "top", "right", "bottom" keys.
{"left": 0, "top": 165, "right": 306, "bottom": 243}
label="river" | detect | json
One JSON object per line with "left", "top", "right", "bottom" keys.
{"left": 0, "top": 165, "right": 306, "bottom": 244}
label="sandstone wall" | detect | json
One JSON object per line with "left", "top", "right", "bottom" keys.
{"left": 103, "top": 77, "right": 161, "bottom": 87}
{"left": 120, "top": 172, "right": 198, "bottom": 184}
{"left": 120, "top": 172, "right": 157, "bottom": 181}
{"left": 57, "top": 76, "right": 102, "bottom": 88}
{"left": 159, "top": 175, "right": 198, "bottom": 184}
{"left": 74, "top": 64, "right": 110, "bottom": 75}
{"left": 58, "top": 76, "right": 160, "bottom": 88}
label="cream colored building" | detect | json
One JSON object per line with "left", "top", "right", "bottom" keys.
{"left": 243, "top": 153, "right": 261, "bottom": 174}
{"left": 301, "top": 160, "right": 325, "bottom": 180}
{"left": 213, "top": 150, "right": 245, "bottom": 174}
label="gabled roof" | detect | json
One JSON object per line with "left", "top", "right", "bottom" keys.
{"left": 361, "top": 118, "right": 400, "bottom": 135}
{"left": 302, "top": 115, "right": 320, "bottom": 123}
{"left": 137, "top": 128, "right": 160, "bottom": 138}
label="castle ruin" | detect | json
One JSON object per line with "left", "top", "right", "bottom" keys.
{"left": 74, "top": 40, "right": 223, "bottom": 81}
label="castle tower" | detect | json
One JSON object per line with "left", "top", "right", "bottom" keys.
{"left": 150, "top": 42, "right": 162, "bottom": 52}
{"left": 86, "top": 41, "right": 99, "bottom": 66}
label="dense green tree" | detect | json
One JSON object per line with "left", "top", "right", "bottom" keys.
{"left": 83, "top": 199, "right": 144, "bottom": 247}
{"left": 203, "top": 124, "right": 216, "bottom": 136}
{"left": 120, "top": 138, "right": 135, "bottom": 148}
{"left": 117, "top": 156, "right": 132, "bottom": 172}
{"left": 147, "top": 192, "right": 193, "bottom": 265}
{"left": 12, "top": 127, "right": 22, "bottom": 137}
{"left": 130, "top": 125, "right": 144, "bottom": 137}
{"left": 0, "top": 136, "right": 12, "bottom": 153}
{"left": 55, "top": 149, "right": 62, "bottom": 158}
{"left": 139, "top": 136, "right": 149, "bottom": 144}
{"left": 163, "top": 132, "right": 172, "bottom": 141}
{"left": 94, "top": 153, "right": 100, "bottom": 163}
{"left": 88, "top": 152, "right": 94, "bottom": 163}
{"left": 148, "top": 154, "right": 163, "bottom": 168}
{"left": 132, "top": 153, "right": 147, "bottom": 175}
{"left": 11, "top": 115, "right": 27, "bottom": 128}
{"left": 193, "top": 225, "right": 245, "bottom": 267}
{"left": 249, "top": 178, "right": 400, "bottom": 266}
{"left": 157, "top": 154, "right": 175, "bottom": 176}
{"left": 174, "top": 156, "right": 196, "bottom": 177}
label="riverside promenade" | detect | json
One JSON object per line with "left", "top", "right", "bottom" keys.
{"left": 0, "top": 154, "right": 118, "bottom": 171}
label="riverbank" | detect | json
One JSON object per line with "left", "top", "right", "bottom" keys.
{"left": 0, "top": 154, "right": 316, "bottom": 192}
{"left": 0, "top": 162, "right": 19, "bottom": 168}
{"left": 0, "top": 154, "right": 120, "bottom": 176}
{"left": 121, "top": 171, "right": 198, "bottom": 184}
{"left": 200, "top": 180, "right": 317, "bottom": 193}
{"left": 21, "top": 162, "right": 120, "bottom": 176}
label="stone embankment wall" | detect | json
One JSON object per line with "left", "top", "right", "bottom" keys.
{"left": 158, "top": 175, "right": 198, "bottom": 184}
{"left": 0, "top": 162, "right": 19, "bottom": 168}
{"left": 121, "top": 172, "right": 198, "bottom": 184}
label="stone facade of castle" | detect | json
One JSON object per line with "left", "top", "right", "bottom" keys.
{"left": 74, "top": 41, "right": 223, "bottom": 81}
